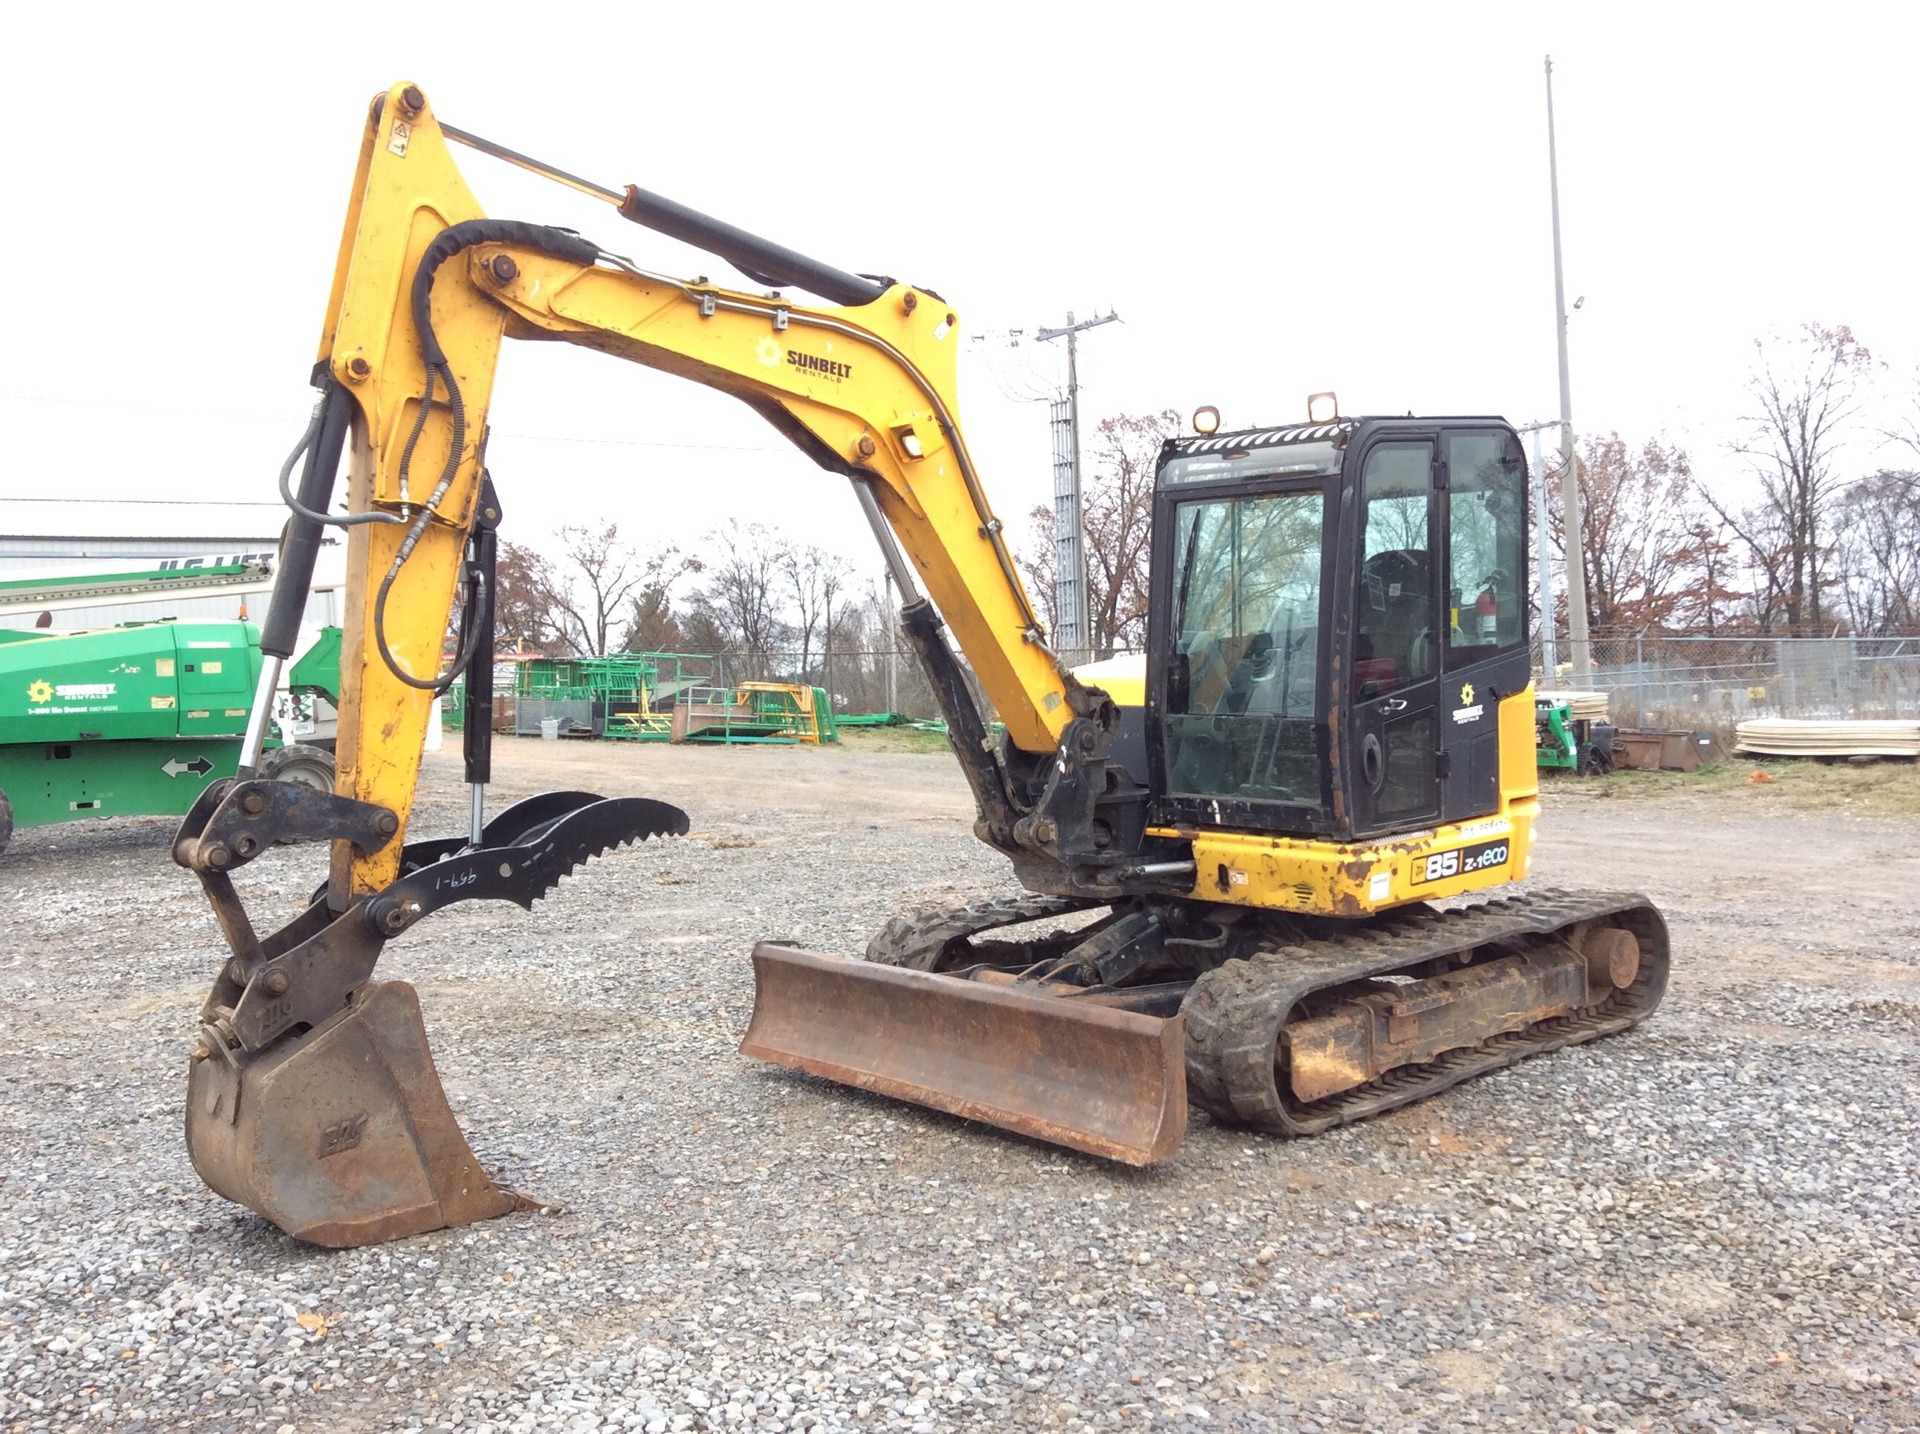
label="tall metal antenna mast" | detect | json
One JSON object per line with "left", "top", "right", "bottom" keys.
{"left": 1545, "top": 56, "right": 1592, "bottom": 686}
{"left": 1036, "top": 310, "right": 1120, "bottom": 664}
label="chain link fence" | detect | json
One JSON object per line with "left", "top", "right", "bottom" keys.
{"left": 461, "top": 645, "right": 962, "bottom": 734}
{"left": 1541, "top": 633, "right": 1920, "bottom": 732}
{"left": 468, "top": 635, "right": 1919, "bottom": 743}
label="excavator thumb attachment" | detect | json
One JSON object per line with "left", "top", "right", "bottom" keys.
{"left": 187, "top": 979, "right": 536, "bottom": 1247}
{"left": 740, "top": 943, "right": 1187, "bottom": 1165}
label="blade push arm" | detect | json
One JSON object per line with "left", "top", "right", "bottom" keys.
{"left": 317, "top": 83, "right": 1094, "bottom": 902}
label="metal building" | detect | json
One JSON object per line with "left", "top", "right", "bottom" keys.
{"left": 0, "top": 499, "right": 342, "bottom": 632}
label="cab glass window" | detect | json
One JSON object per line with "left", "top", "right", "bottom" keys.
{"left": 1164, "top": 490, "right": 1325, "bottom": 804}
{"left": 1444, "top": 431, "right": 1527, "bottom": 663}
{"left": 1355, "top": 442, "right": 1433, "bottom": 696}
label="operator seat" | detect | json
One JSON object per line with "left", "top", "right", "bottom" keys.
{"left": 1218, "top": 603, "right": 1317, "bottom": 717}
{"left": 1357, "top": 548, "right": 1430, "bottom": 693}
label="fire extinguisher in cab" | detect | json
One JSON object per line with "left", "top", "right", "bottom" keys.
{"left": 1476, "top": 586, "right": 1498, "bottom": 641}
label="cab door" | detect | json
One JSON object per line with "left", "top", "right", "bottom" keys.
{"left": 1435, "top": 427, "right": 1532, "bottom": 824}
{"left": 1348, "top": 435, "right": 1443, "bottom": 835}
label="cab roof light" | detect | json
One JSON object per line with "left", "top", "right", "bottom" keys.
{"left": 1192, "top": 405, "right": 1221, "bottom": 435}
{"left": 1307, "top": 392, "right": 1339, "bottom": 424}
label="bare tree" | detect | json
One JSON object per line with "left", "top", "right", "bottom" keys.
{"left": 494, "top": 540, "right": 567, "bottom": 655}
{"left": 1835, "top": 469, "right": 1920, "bottom": 634}
{"left": 1663, "top": 515, "right": 1748, "bottom": 636}
{"left": 1725, "top": 323, "right": 1876, "bottom": 634}
{"left": 783, "top": 544, "right": 851, "bottom": 680}
{"left": 1019, "top": 409, "right": 1173, "bottom": 659}
{"left": 538, "top": 523, "right": 693, "bottom": 657}
{"left": 492, "top": 525, "right": 692, "bottom": 657}
{"left": 1545, "top": 433, "right": 1697, "bottom": 632}
{"left": 691, "top": 519, "right": 790, "bottom": 676}
{"left": 1883, "top": 366, "right": 1920, "bottom": 463}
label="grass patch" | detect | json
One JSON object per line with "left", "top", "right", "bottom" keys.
{"left": 836, "top": 725, "right": 954, "bottom": 755}
{"left": 1548, "top": 755, "right": 1920, "bottom": 814}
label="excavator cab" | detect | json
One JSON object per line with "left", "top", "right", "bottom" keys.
{"left": 1151, "top": 416, "right": 1532, "bottom": 841}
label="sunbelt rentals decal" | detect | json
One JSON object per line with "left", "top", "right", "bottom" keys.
{"left": 756, "top": 336, "right": 851, "bottom": 381}
{"left": 26, "top": 678, "right": 120, "bottom": 714}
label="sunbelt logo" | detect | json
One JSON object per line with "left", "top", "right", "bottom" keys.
{"left": 27, "top": 679, "right": 116, "bottom": 703}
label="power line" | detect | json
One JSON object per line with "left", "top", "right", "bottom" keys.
{"left": 0, "top": 390, "right": 789, "bottom": 455}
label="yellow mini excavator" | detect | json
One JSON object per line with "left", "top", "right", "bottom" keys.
{"left": 174, "top": 83, "right": 1668, "bottom": 1247}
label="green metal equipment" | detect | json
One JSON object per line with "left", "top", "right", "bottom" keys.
{"left": 0, "top": 563, "right": 271, "bottom": 623}
{"left": 507, "top": 652, "right": 840, "bottom": 746}
{"left": 519, "top": 652, "right": 716, "bottom": 741}
{"left": 668, "top": 682, "right": 837, "bottom": 745}
{"left": 0, "top": 621, "right": 332, "bottom": 853}
{"left": 1535, "top": 696, "right": 1614, "bottom": 776}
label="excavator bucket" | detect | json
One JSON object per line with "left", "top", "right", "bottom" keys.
{"left": 186, "top": 979, "right": 534, "bottom": 1247}
{"left": 740, "top": 943, "right": 1187, "bottom": 1164}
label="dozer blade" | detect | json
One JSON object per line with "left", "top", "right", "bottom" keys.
{"left": 187, "top": 979, "right": 535, "bottom": 1247}
{"left": 740, "top": 943, "right": 1187, "bottom": 1165}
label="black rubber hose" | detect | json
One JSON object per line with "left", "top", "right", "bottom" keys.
{"left": 277, "top": 399, "right": 402, "bottom": 530}
{"left": 410, "top": 220, "right": 600, "bottom": 364}
{"left": 374, "top": 221, "right": 601, "bottom": 692}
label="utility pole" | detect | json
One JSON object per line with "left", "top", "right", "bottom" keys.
{"left": 1545, "top": 55, "right": 1592, "bottom": 687}
{"left": 1515, "top": 420, "right": 1560, "bottom": 679}
{"left": 1036, "top": 310, "right": 1119, "bottom": 664}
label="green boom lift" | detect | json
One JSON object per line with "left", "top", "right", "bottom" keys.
{"left": 0, "top": 621, "right": 335, "bottom": 853}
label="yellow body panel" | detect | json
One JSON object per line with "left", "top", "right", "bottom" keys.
{"left": 1498, "top": 682, "right": 1542, "bottom": 802}
{"left": 1070, "top": 654, "right": 1146, "bottom": 707}
{"left": 1162, "top": 804, "right": 1536, "bottom": 917}
{"left": 1151, "top": 687, "right": 1543, "bottom": 918}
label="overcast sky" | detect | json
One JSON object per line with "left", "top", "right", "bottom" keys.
{"left": 3, "top": 3, "right": 1912, "bottom": 595}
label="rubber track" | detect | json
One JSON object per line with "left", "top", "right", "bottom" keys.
{"left": 1183, "top": 888, "right": 1670, "bottom": 1136}
{"left": 865, "top": 894, "right": 1101, "bottom": 970}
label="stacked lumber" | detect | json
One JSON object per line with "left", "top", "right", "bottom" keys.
{"left": 1733, "top": 718, "right": 1920, "bottom": 758}
{"left": 1537, "top": 689, "right": 1610, "bottom": 722}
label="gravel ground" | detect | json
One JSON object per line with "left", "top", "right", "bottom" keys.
{"left": 1, "top": 739, "right": 1915, "bottom": 1434}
